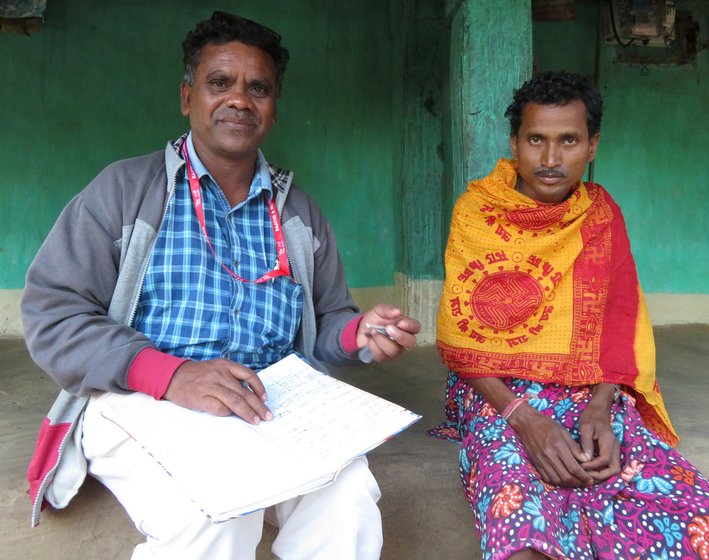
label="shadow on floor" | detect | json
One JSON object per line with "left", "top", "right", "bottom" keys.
{"left": 2, "top": 324, "right": 707, "bottom": 559}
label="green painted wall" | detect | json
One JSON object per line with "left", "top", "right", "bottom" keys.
{"left": 533, "top": 0, "right": 709, "bottom": 293}
{"left": 6, "top": 0, "right": 700, "bottom": 299}
{"left": 0, "top": 1, "right": 398, "bottom": 289}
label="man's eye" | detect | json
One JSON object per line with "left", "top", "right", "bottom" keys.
{"left": 250, "top": 85, "right": 269, "bottom": 97}
{"left": 529, "top": 136, "right": 541, "bottom": 145}
{"left": 564, "top": 136, "right": 578, "bottom": 145}
{"left": 210, "top": 80, "right": 227, "bottom": 90}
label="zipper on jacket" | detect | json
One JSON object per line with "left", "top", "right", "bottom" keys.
{"left": 273, "top": 172, "right": 306, "bottom": 356}
{"left": 126, "top": 162, "right": 182, "bottom": 327}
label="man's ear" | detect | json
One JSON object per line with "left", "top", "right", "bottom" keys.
{"left": 509, "top": 135, "right": 518, "bottom": 159}
{"left": 588, "top": 133, "right": 601, "bottom": 162}
{"left": 180, "top": 82, "right": 191, "bottom": 117}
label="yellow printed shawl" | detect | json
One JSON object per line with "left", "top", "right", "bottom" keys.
{"left": 437, "top": 159, "right": 677, "bottom": 446}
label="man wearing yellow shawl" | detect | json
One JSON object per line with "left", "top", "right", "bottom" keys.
{"left": 431, "top": 72, "right": 709, "bottom": 560}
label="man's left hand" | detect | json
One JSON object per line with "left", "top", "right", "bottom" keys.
{"left": 579, "top": 383, "right": 620, "bottom": 483}
{"left": 356, "top": 303, "right": 420, "bottom": 362}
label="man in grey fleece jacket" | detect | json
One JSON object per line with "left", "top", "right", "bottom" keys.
{"left": 22, "top": 11, "right": 420, "bottom": 560}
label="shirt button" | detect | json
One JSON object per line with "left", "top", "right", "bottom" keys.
{"left": 233, "top": 260, "right": 239, "bottom": 268}
{"left": 233, "top": 308, "right": 239, "bottom": 316}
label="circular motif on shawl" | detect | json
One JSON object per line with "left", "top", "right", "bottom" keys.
{"left": 470, "top": 271, "right": 544, "bottom": 330}
{"left": 504, "top": 204, "right": 567, "bottom": 231}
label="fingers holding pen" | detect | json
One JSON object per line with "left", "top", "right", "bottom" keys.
{"left": 365, "top": 320, "right": 418, "bottom": 346}
{"left": 362, "top": 320, "right": 420, "bottom": 362}
{"left": 164, "top": 359, "right": 273, "bottom": 424}
{"left": 357, "top": 303, "right": 421, "bottom": 362}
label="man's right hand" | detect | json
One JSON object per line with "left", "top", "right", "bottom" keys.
{"left": 508, "top": 403, "right": 594, "bottom": 488}
{"left": 164, "top": 359, "right": 273, "bottom": 424}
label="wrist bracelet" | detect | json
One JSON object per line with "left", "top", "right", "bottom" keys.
{"left": 501, "top": 396, "right": 529, "bottom": 421}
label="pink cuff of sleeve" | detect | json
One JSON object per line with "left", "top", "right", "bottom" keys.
{"left": 341, "top": 315, "right": 363, "bottom": 354}
{"left": 127, "top": 347, "right": 187, "bottom": 399}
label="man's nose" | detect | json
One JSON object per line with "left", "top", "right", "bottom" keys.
{"left": 226, "top": 86, "right": 252, "bottom": 110}
{"left": 541, "top": 143, "right": 560, "bottom": 168}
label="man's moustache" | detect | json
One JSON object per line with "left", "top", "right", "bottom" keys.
{"left": 534, "top": 167, "right": 566, "bottom": 178}
{"left": 215, "top": 109, "right": 259, "bottom": 125}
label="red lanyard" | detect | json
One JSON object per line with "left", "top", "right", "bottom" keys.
{"left": 182, "top": 144, "right": 291, "bottom": 283}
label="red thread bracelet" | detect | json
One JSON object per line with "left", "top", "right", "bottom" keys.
{"left": 501, "top": 396, "right": 529, "bottom": 421}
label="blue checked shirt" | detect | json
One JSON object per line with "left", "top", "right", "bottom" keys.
{"left": 132, "top": 134, "right": 304, "bottom": 371}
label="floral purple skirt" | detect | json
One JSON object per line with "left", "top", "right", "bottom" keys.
{"left": 429, "top": 373, "right": 709, "bottom": 560}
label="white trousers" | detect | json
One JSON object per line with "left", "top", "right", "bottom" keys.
{"left": 82, "top": 393, "right": 383, "bottom": 560}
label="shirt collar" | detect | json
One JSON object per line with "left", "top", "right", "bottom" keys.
{"left": 185, "top": 132, "right": 273, "bottom": 203}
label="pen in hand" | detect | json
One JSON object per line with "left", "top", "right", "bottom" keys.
{"left": 364, "top": 322, "right": 396, "bottom": 341}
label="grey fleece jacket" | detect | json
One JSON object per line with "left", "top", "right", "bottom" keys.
{"left": 22, "top": 138, "right": 363, "bottom": 526}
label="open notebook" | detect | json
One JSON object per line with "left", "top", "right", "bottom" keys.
{"left": 99, "top": 354, "right": 421, "bottom": 522}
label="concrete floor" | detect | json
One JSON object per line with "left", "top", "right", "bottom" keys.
{"left": 1, "top": 324, "right": 708, "bottom": 559}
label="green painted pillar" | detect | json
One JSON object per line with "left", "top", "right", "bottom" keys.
{"left": 395, "top": 0, "right": 446, "bottom": 280}
{"left": 390, "top": 0, "right": 447, "bottom": 343}
{"left": 391, "top": 0, "right": 532, "bottom": 342}
{"left": 447, "top": 0, "right": 532, "bottom": 203}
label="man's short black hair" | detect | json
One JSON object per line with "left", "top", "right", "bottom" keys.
{"left": 504, "top": 71, "right": 603, "bottom": 137}
{"left": 182, "top": 11, "right": 289, "bottom": 94}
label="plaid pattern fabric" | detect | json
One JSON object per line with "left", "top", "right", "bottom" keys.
{"left": 132, "top": 137, "right": 303, "bottom": 371}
